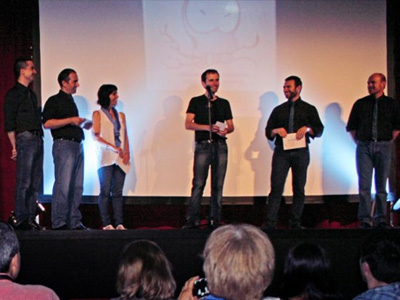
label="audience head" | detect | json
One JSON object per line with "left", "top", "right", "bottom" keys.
{"left": 359, "top": 237, "right": 400, "bottom": 287}
{"left": 116, "top": 240, "right": 176, "bottom": 300}
{"left": 0, "top": 221, "right": 20, "bottom": 278}
{"left": 203, "top": 224, "right": 275, "bottom": 300}
{"left": 280, "top": 242, "right": 341, "bottom": 300}
{"left": 97, "top": 84, "right": 118, "bottom": 109}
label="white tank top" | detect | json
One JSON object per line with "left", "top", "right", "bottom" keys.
{"left": 96, "top": 109, "right": 126, "bottom": 170}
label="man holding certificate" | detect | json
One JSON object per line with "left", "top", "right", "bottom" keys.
{"left": 265, "top": 76, "right": 324, "bottom": 229}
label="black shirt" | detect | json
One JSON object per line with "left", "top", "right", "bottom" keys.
{"left": 266, "top": 98, "right": 324, "bottom": 146}
{"left": 186, "top": 94, "right": 233, "bottom": 142}
{"left": 4, "top": 82, "right": 43, "bottom": 134}
{"left": 346, "top": 95, "right": 400, "bottom": 141}
{"left": 42, "top": 90, "right": 84, "bottom": 141}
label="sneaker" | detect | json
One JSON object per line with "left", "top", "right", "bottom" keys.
{"left": 103, "top": 224, "right": 115, "bottom": 230}
{"left": 116, "top": 224, "right": 127, "bottom": 230}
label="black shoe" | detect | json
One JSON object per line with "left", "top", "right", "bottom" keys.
{"left": 14, "top": 220, "right": 36, "bottom": 230}
{"left": 182, "top": 221, "right": 198, "bottom": 229}
{"left": 28, "top": 220, "right": 42, "bottom": 231}
{"left": 289, "top": 223, "right": 305, "bottom": 229}
{"left": 53, "top": 224, "right": 69, "bottom": 230}
{"left": 360, "top": 222, "right": 372, "bottom": 229}
{"left": 375, "top": 222, "right": 391, "bottom": 229}
{"left": 72, "top": 223, "right": 90, "bottom": 230}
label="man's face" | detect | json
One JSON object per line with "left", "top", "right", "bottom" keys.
{"left": 202, "top": 73, "right": 220, "bottom": 94}
{"left": 62, "top": 72, "right": 80, "bottom": 94}
{"left": 21, "top": 61, "right": 37, "bottom": 84}
{"left": 368, "top": 75, "right": 385, "bottom": 97}
{"left": 283, "top": 79, "right": 300, "bottom": 100}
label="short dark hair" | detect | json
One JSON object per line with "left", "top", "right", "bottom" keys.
{"left": 116, "top": 240, "right": 176, "bottom": 300}
{"left": 360, "top": 238, "right": 400, "bottom": 284}
{"left": 57, "top": 68, "right": 76, "bottom": 87}
{"left": 97, "top": 84, "right": 118, "bottom": 109}
{"left": 0, "top": 222, "right": 19, "bottom": 273}
{"left": 201, "top": 69, "right": 219, "bottom": 83}
{"left": 285, "top": 75, "right": 302, "bottom": 87}
{"left": 280, "top": 242, "right": 341, "bottom": 300}
{"left": 13, "top": 57, "right": 32, "bottom": 80}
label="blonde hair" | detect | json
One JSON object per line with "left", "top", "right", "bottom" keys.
{"left": 203, "top": 224, "right": 275, "bottom": 300}
{"left": 116, "top": 240, "right": 176, "bottom": 300}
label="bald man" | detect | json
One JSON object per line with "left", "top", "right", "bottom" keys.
{"left": 347, "top": 73, "right": 400, "bottom": 228}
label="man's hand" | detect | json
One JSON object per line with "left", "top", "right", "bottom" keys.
{"left": 70, "top": 117, "right": 86, "bottom": 126}
{"left": 273, "top": 127, "right": 288, "bottom": 138}
{"left": 296, "top": 126, "right": 308, "bottom": 140}
{"left": 10, "top": 149, "right": 17, "bottom": 160}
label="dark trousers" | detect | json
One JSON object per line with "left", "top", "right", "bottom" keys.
{"left": 187, "top": 139, "right": 228, "bottom": 224}
{"left": 356, "top": 141, "right": 392, "bottom": 225}
{"left": 98, "top": 164, "right": 126, "bottom": 226}
{"left": 266, "top": 146, "right": 310, "bottom": 226}
{"left": 15, "top": 131, "right": 43, "bottom": 223}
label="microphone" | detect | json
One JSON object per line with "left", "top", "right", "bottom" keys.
{"left": 206, "top": 85, "right": 213, "bottom": 99}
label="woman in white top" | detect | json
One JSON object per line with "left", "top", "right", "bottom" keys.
{"left": 92, "top": 84, "right": 130, "bottom": 230}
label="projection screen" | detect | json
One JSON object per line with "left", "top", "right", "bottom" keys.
{"left": 39, "top": 0, "right": 387, "bottom": 198}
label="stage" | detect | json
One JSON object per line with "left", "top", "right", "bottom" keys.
{"left": 15, "top": 214, "right": 400, "bottom": 300}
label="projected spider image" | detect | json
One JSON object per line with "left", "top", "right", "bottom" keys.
{"left": 160, "top": 0, "right": 259, "bottom": 68}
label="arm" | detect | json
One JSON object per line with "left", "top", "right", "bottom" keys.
{"left": 306, "top": 105, "right": 324, "bottom": 138}
{"left": 265, "top": 108, "right": 287, "bottom": 140}
{"left": 121, "top": 113, "right": 130, "bottom": 164}
{"left": 6, "top": 131, "right": 17, "bottom": 160}
{"left": 91, "top": 110, "right": 122, "bottom": 155}
{"left": 44, "top": 116, "right": 86, "bottom": 129}
{"left": 185, "top": 113, "right": 213, "bottom": 132}
{"left": 393, "top": 130, "right": 400, "bottom": 141}
{"left": 349, "top": 130, "right": 357, "bottom": 144}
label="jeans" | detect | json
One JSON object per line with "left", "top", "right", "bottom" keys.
{"left": 266, "top": 146, "right": 310, "bottom": 226}
{"left": 356, "top": 141, "right": 392, "bottom": 225}
{"left": 187, "top": 139, "right": 228, "bottom": 224}
{"left": 51, "top": 139, "right": 84, "bottom": 228}
{"left": 15, "top": 131, "right": 43, "bottom": 223}
{"left": 98, "top": 164, "right": 126, "bottom": 226}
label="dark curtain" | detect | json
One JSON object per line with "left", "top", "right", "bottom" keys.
{"left": 0, "top": 0, "right": 39, "bottom": 221}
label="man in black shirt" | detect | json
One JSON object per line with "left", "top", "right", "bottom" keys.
{"left": 347, "top": 73, "right": 400, "bottom": 228}
{"left": 182, "top": 69, "right": 234, "bottom": 229}
{"left": 265, "top": 76, "right": 323, "bottom": 229}
{"left": 42, "top": 69, "right": 92, "bottom": 230}
{"left": 4, "top": 58, "right": 43, "bottom": 230}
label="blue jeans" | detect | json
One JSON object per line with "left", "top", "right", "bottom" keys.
{"left": 98, "top": 164, "right": 126, "bottom": 226}
{"left": 356, "top": 141, "right": 392, "bottom": 225}
{"left": 266, "top": 146, "right": 310, "bottom": 226}
{"left": 187, "top": 139, "right": 228, "bottom": 224}
{"left": 51, "top": 139, "right": 84, "bottom": 228}
{"left": 15, "top": 131, "right": 43, "bottom": 223}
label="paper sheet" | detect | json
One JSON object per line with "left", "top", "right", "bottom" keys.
{"left": 283, "top": 133, "right": 306, "bottom": 150}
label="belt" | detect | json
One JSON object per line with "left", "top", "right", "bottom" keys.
{"left": 18, "top": 130, "right": 42, "bottom": 137}
{"left": 55, "top": 137, "right": 82, "bottom": 143}
{"left": 28, "top": 130, "right": 42, "bottom": 136}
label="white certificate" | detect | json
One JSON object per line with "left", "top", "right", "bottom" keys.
{"left": 283, "top": 133, "right": 306, "bottom": 150}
